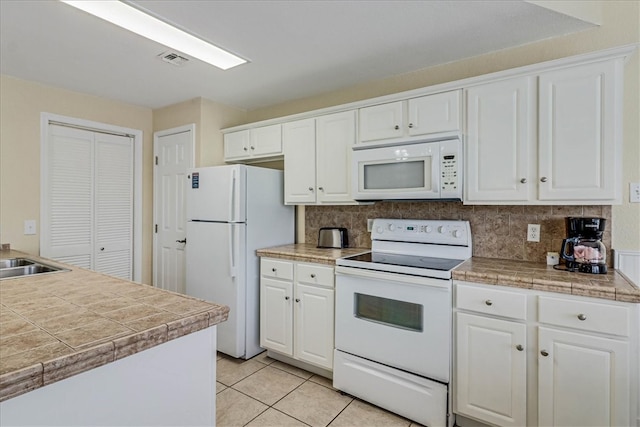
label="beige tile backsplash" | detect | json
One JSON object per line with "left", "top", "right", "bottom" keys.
{"left": 305, "top": 202, "right": 612, "bottom": 265}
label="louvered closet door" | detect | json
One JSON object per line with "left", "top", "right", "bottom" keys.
{"left": 94, "top": 133, "right": 133, "bottom": 279}
{"left": 43, "top": 124, "right": 133, "bottom": 279}
{"left": 43, "top": 125, "right": 95, "bottom": 269}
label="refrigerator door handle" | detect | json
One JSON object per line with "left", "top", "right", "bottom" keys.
{"left": 229, "top": 224, "right": 239, "bottom": 278}
{"left": 229, "top": 168, "right": 236, "bottom": 221}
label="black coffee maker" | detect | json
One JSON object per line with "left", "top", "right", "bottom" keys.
{"left": 560, "top": 217, "right": 607, "bottom": 274}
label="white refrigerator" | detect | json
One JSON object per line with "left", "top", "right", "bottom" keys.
{"left": 185, "top": 165, "right": 294, "bottom": 359}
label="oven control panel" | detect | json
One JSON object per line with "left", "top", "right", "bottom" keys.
{"left": 372, "top": 219, "right": 470, "bottom": 246}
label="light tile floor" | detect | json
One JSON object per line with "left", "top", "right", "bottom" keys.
{"left": 216, "top": 352, "right": 425, "bottom": 427}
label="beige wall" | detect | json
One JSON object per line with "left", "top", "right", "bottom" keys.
{"left": 0, "top": 75, "right": 154, "bottom": 283}
{"left": 246, "top": 1, "right": 640, "bottom": 252}
{"left": 153, "top": 97, "right": 246, "bottom": 167}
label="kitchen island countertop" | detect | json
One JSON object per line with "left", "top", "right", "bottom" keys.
{"left": 0, "top": 249, "right": 229, "bottom": 402}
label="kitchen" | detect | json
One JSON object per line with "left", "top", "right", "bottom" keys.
{"left": 1, "top": 1, "right": 639, "bottom": 427}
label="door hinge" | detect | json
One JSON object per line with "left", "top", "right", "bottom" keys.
{"left": 155, "top": 156, "right": 158, "bottom": 165}
{"left": 155, "top": 224, "right": 158, "bottom": 233}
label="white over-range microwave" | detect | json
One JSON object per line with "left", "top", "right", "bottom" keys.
{"left": 352, "top": 138, "right": 462, "bottom": 201}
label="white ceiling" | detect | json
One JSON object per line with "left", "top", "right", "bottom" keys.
{"left": 0, "top": 1, "right": 595, "bottom": 111}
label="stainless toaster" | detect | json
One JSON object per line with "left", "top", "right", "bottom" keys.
{"left": 317, "top": 227, "right": 349, "bottom": 249}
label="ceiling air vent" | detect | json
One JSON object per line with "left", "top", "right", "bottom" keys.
{"left": 157, "top": 51, "right": 189, "bottom": 67}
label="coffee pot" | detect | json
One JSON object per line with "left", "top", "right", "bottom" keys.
{"left": 560, "top": 217, "right": 607, "bottom": 274}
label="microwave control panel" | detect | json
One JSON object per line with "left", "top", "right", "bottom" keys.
{"left": 439, "top": 138, "right": 461, "bottom": 199}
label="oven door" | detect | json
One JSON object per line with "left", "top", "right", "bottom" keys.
{"left": 335, "top": 266, "right": 451, "bottom": 382}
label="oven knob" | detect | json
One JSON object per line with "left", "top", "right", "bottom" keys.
{"left": 388, "top": 224, "right": 395, "bottom": 231}
{"left": 376, "top": 226, "right": 384, "bottom": 234}
{"left": 438, "top": 226, "right": 447, "bottom": 234}
{"left": 425, "top": 226, "right": 432, "bottom": 233}
{"left": 453, "top": 230, "right": 461, "bottom": 238}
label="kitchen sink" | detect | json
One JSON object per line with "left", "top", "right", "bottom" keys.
{"left": 0, "top": 258, "right": 69, "bottom": 280}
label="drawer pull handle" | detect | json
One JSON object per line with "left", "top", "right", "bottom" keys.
{"left": 285, "top": 296, "right": 289, "bottom": 300}
{"left": 516, "top": 344, "right": 524, "bottom": 352}
{"left": 310, "top": 274, "right": 316, "bottom": 278}
{"left": 577, "top": 313, "right": 587, "bottom": 321}
{"left": 272, "top": 268, "right": 277, "bottom": 272}
{"left": 540, "top": 350, "right": 549, "bottom": 357}
{"left": 485, "top": 300, "right": 493, "bottom": 306}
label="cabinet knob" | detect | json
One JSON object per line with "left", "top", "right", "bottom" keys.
{"left": 295, "top": 298, "right": 300, "bottom": 303}
{"left": 100, "top": 247, "right": 105, "bottom": 251}
{"left": 308, "top": 187, "right": 314, "bottom": 192}
{"left": 485, "top": 299, "right": 493, "bottom": 306}
{"left": 516, "top": 344, "right": 524, "bottom": 352}
{"left": 520, "top": 178, "right": 527, "bottom": 184}
{"left": 540, "top": 350, "right": 549, "bottom": 357}
{"left": 318, "top": 187, "right": 324, "bottom": 191}
{"left": 250, "top": 146, "right": 255, "bottom": 150}
{"left": 394, "top": 125, "right": 400, "bottom": 130}
{"left": 243, "top": 147, "right": 248, "bottom": 151}
{"left": 285, "top": 296, "right": 289, "bottom": 300}
{"left": 310, "top": 273, "right": 316, "bottom": 278}
{"left": 540, "top": 177, "right": 548, "bottom": 183}
{"left": 176, "top": 239, "right": 187, "bottom": 244}
{"left": 577, "top": 313, "right": 587, "bottom": 321}
{"left": 408, "top": 123, "right": 414, "bottom": 129}
{"left": 271, "top": 268, "right": 276, "bottom": 272}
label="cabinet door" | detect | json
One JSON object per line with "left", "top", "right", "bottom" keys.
{"left": 408, "top": 90, "right": 461, "bottom": 136}
{"left": 294, "top": 284, "right": 334, "bottom": 370}
{"left": 224, "top": 130, "right": 250, "bottom": 160}
{"left": 455, "top": 312, "right": 527, "bottom": 427}
{"left": 538, "top": 327, "right": 629, "bottom": 427}
{"left": 316, "top": 111, "right": 355, "bottom": 204}
{"left": 358, "top": 101, "right": 404, "bottom": 142}
{"left": 260, "top": 277, "right": 293, "bottom": 356}
{"left": 250, "top": 124, "right": 282, "bottom": 157}
{"left": 465, "top": 77, "right": 535, "bottom": 202}
{"left": 538, "top": 60, "right": 621, "bottom": 201}
{"left": 283, "top": 118, "right": 316, "bottom": 204}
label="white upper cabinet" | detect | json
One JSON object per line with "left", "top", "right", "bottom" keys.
{"left": 465, "top": 58, "right": 623, "bottom": 205}
{"left": 465, "top": 76, "right": 536, "bottom": 202}
{"left": 538, "top": 60, "right": 621, "bottom": 202}
{"left": 283, "top": 118, "right": 316, "bottom": 204}
{"left": 224, "top": 124, "right": 282, "bottom": 162}
{"left": 358, "top": 90, "right": 461, "bottom": 144}
{"left": 284, "top": 111, "right": 356, "bottom": 205}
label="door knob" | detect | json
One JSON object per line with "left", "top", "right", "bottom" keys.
{"left": 176, "top": 239, "right": 187, "bottom": 244}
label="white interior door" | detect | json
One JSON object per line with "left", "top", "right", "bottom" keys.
{"left": 153, "top": 125, "right": 194, "bottom": 293}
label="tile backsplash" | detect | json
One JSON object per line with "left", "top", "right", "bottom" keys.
{"left": 305, "top": 202, "right": 612, "bottom": 264}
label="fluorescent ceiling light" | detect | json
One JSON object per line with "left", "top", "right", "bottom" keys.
{"left": 60, "top": 0, "right": 246, "bottom": 70}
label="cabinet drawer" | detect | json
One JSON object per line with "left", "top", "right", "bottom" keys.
{"left": 538, "top": 296, "right": 630, "bottom": 337}
{"left": 261, "top": 258, "right": 293, "bottom": 281}
{"left": 456, "top": 284, "right": 527, "bottom": 320}
{"left": 297, "top": 263, "right": 334, "bottom": 288}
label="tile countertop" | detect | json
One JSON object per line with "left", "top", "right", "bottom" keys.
{"left": 452, "top": 257, "right": 640, "bottom": 303}
{"left": 256, "top": 243, "right": 369, "bottom": 265}
{"left": 257, "top": 244, "right": 639, "bottom": 303}
{"left": 0, "top": 250, "right": 229, "bottom": 402}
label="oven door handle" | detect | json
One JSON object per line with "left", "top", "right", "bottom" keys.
{"left": 335, "top": 266, "right": 451, "bottom": 289}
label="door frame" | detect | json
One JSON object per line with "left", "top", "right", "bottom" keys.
{"left": 152, "top": 124, "right": 196, "bottom": 288}
{"left": 40, "top": 113, "right": 143, "bottom": 282}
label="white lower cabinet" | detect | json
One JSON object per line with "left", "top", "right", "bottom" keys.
{"left": 260, "top": 258, "right": 335, "bottom": 370}
{"left": 454, "top": 281, "right": 638, "bottom": 427}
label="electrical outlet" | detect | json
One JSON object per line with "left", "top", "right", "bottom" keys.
{"left": 367, "top": 219, "right": 374, "bottom": 232}
{"left": 24, "top": 220, "right": 36, "bottom": 235}
{"left": 630, "top": 182, "right": 640, "bottom": 203}
{"left": 527, "top": 224, "right": 541, "bottom": 242}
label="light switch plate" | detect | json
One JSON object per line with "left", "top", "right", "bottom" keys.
{"left": 630, "top": 182, "right": 640, "bottom": 203}
{"left": 24, "top": 220, "right": 36, "bottom": 235}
